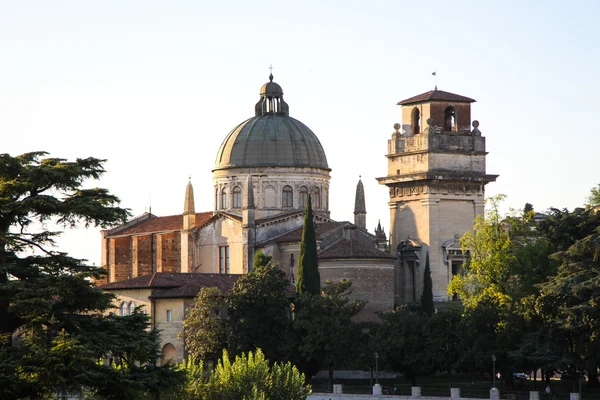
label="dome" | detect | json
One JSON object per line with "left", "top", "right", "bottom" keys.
{"left": 214, "top": 114, "right": 329, "bottom": 170}
{"left": 213, "top": 75, "right": 329, "bottom": 171}
{"left": 260, "top": 74, "right": 283, "bottom": 97}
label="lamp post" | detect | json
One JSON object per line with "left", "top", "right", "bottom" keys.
{"left": 491, "top": 354, "right": 497, "bottom": 389}
{"left": 375, "top": 352, "right": 379, "bottom": 385}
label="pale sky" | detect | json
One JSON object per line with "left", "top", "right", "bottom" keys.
{"left": 2, "top": 1, "right": 599, "bottom": 266}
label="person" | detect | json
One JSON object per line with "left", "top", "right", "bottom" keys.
{"left": 545, "top": 384, "right": 551, "bottom": 400}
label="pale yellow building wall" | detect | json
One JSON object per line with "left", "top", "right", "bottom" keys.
{"left": 401, "top": 103, "right": 431, "bottom": 135}
{"left": 195, "top": 217, "right": 243, "bottom": 274}
{"left": 107, "top": 288, "right": 152, "bottom": 315}
{"left": 155, "top": 298, "right": 186, "bottom": 363}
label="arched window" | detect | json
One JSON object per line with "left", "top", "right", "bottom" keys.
{"left": 161, "top": 343, "right": 177, "bottom": 366}
{"left": 312, "top": 187, "right": 321, "bottom": 209}
{"left": 232, "top": 186, "right": 242, "bottom": 208}
{"left": 221, "top": 187, "right": 228, "bottom": 209}
{"left": 444, "top": 106, "right": 457, "bottom": 132}
{"left": 215, "top": 188, "right": 218, "bottom": 210}
{"left": 282, "top": 185, "right": 293, "bottom": 207}
{"left": 298, "top": 186, "right": 308, "bottom": 208}
{"left": 411, "top": 107, "right": 420, "bottom": 135}
{"left": 128, "top": 301, "right": 135, "bottom": 315}
{"left": 120, "top": 301, "right": 128, "bottom": 316}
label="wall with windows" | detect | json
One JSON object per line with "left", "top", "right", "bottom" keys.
{"left": 108, "top": 288, "right": 152, "bottom": 316}
{"left": 212, "top": 166, "right": 330, "bottom": 219}
{"left": 155, "top": 298, "right": 185, "bottom": 363}
{"left": 195, "top": 215, "right": 243, "bottom": 274}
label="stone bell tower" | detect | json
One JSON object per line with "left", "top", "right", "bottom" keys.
{"left": 377, "top": 88, "right": 497, "bottom": 303}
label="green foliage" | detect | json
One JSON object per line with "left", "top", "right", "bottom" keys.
{"left": 297, "top": 195, "right": 320, "bottom": 295}
{"left": 182, "top": 287, "right": 227, "bottom": 363}
{"left": 421, "top": 252, "right": 434, "bottom": 315}
{"left": 226, "top": 254, "right": 293, "bottom": 362}
{"left": 0, "top": 152, "right": 184, "bottom": 399}
{"left": 585, "top": 183, "right": 600, "bottom": 208}
{"left": 448, "top": 195, "right": 517, "bottom": 309}
{"left": 292, "top": 280, "right": 365, "bottom": 387}
{"left": 182, "top": 252, "right": 292, "bottom": 364}
{"left": 375, "top": 306, "right": 430, "bottom": 386}
{"left": 179, "top": 349, "right": 310, "bottom": 400}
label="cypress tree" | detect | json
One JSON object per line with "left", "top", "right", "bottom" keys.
{"left": 296, "top": 195, "right": 320, "bottom": 294}
{"left": 421, "top": 252, "right": 434, "bottom": 314}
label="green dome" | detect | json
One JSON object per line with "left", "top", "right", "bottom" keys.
{"left": 214, "top": 114, "right": 329, "bottom": 170}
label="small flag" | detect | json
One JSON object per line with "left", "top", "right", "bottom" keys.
{"left": 432, "top": 72, "right": 436, "bottom": 76}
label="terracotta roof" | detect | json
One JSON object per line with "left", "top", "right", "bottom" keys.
{"left": 107, "top": 212, "right": 213, "bottom": 237}
{"left": 398, "top": 89, "right": 476, "bottom": 105}
{"left": 256, "top": 221, "right": 346, "bottom": 246}
{"left": 319, "top": 238, "right": 396, "bottom": 260}
{"left": 99, "top": 272, "right": 241, "bottom": 298}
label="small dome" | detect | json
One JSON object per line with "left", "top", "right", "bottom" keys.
{"left": 214, "top": 114, "right": 329, "bottom": 170}
{"left": 260, "top": 73, "right": 283, "bottom": 97}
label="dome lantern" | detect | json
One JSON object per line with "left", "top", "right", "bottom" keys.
{"left": 255, "top": 74, "right": 289, "bottom": 116}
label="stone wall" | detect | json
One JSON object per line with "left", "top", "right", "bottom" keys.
{"left": 319, "top": 259, "right": 395, "bottom": 322}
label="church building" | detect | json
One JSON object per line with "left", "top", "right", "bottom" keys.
{"left": 99, "top": 75, "right": 496, "bottom": 363}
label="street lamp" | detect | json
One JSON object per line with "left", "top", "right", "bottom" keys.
{"left": 491, "top": 354, "right": 497, "bottom": 389}
{"left": 375, "top": 352, "right": 379, "bottom": 385}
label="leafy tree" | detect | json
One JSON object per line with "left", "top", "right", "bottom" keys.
{"left": 0, "top": 152, "right": 183, "bottom": 399}
{"left": 188, "top": 349, "right": 310, "bottom": 400}
{"left": 293, "top": 280, "right": 365, "bottom": 390}
{"left": 448, "top": 195, "right": 518, "bottom": 310}
{"left": 226, "top": 252, "right": 292, "bottom": 362}
{"left": 421, "top": 252, "right": 434, "bottom": 315}
{"left": 375, "top": 306, "right": 430, "bottom": 386}
{"left": 182, "top": 287, "right": 227, "bottom": 364}
{"left": 297, "top": 195, "right": 320, "bottom": 295}
{"left": 182, "top": 251, "right": 292, "bottom": 365}
{"left": 537, "top": 228, "right": 600, "bottom": 387}
{"left": 585, "top": 183, "right": 600, "bottom": 209}
{"left": 426, "top": 306, "right": 464, "bottom": 383}
{"left": 537, "top": 207, "right": 600, "bottom": 253}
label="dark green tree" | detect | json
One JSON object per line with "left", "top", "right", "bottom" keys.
{"left": 293, "top": 280, "right": 365, "bottom": 391}
{"left": 0, "top": 152, "right": 184, "bottom": 399}
{"left": 537, "top": 227, "right": 600, "bottom": 387}
{"left": 296, "top": 195, "right": 320, "bottom": 295}
{"left": 375, "top": 306, "right": 430, "bottom": 386}
{"left": 421, "top": 252, "right": 434, "bottom": 315}
{"left": 226, "top": 251, "right": 293, "bottom": 362}
{"left": 182, "top": 287, "right": 227, "bottom": 365}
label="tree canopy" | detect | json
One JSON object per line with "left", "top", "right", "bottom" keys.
{"left": 0, "top": 152, "right": 183, "bottom": 399}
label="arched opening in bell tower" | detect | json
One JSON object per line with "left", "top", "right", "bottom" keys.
{"left": 411, "top": 107, "right": 420, "bottom": 135}
{"left": 444, "top": 106, "right": 457, "bottom": 132}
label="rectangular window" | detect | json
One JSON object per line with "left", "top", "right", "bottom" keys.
{"left": 219, "top": 246, "right": 230, "bottom": 274}
{"left": 166, "top": 310, "right": 172, "bottom": 322}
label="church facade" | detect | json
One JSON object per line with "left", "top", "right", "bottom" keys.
{"left": 99, "top": 76, "right": 495, "bottom": 363}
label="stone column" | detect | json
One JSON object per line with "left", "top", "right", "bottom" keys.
{"left": 451, "top": 388, "right": 461, "bottom": 400}
{"left": 490, "top": 388, "right": 500, "bottom": 400}
{"left": 373, "top": 383, "right": 382, "bottom": 395}
{"left": 389, "top": 201, "right": 398, "bottom": 249}
{"left": 530, "top": 391, "right": 540, "bottom": 400}
{"left": 132, "top": 236, "right": 139, "bottom": 277}
{"left": 108, "top": 238, "right": 116, "bottom": 282}
{"left": 333, "top": 384, "right": 343, "bottom": 394}
{"left": 156, "top": 234, "right": 163, "bottom": 273}
{"left": 570, "top": 393, "right": 581, "bottom": 400}
{"left": 412, "top": 386, "right": 422, "bottom": 399}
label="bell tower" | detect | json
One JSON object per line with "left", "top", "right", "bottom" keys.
{"left": 377, "top": 88, "right": 497, "bottom": 303}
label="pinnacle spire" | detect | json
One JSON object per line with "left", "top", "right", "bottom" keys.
{"left": 183, "top": 180, "right": 195, "bottom": 215}
{"left": 354, "top": 177, "right": 366, "bottom": 230}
